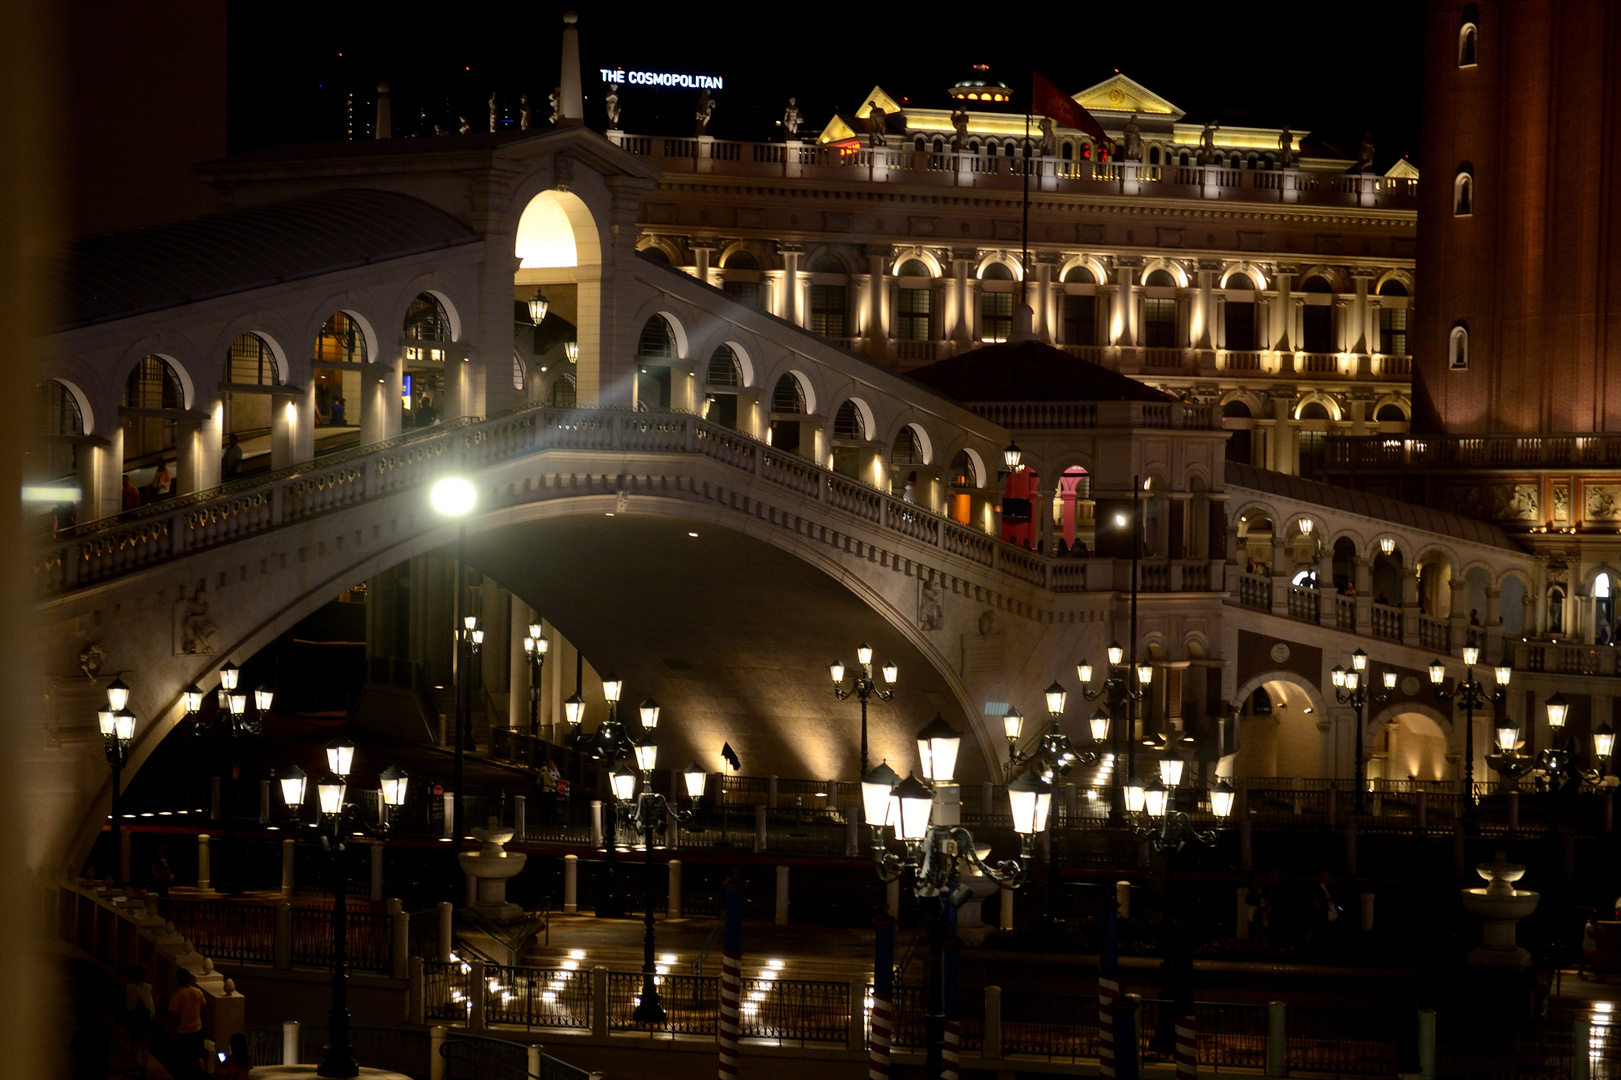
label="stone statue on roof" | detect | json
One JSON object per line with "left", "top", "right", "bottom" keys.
{"left": 549, "top": 87, "right": 561, "bottom": 125}
{"left": 1039, "top": 116, "right": 1055, "bottom": 156}
{"left": 867, "top": 101, "right": 887, "bottom": 146}
{"left": 1197, "top": 119, "right": 1219, "bottom": 165}
{"left": 783, "top": 97, "right": 802, "bottom": 139}
{"left": 520, "top": 94, "right": 532, "bottom": 131}
{"left": 457, "top": 115, "right": 471, "bottom": 135}
{"left": 605, "top": 85, "right": 620, "bottom": 129}
{"left": 1355, "top": 131, "right": 1375, "bottom": 173}
{"left": 695, "top": 89, "right": 715, "bottom": 136}
{"left": 1122, "top": 113, "right": 1142, "bottom": 162}
{"left": 489, "top": 91, "right": 499, "bottom": 132}
{"left": 951, "top": 103, "right": 969, "bottom": 152}
{"left": 1278, "top": 125, "right": 1295, "bottom": 168}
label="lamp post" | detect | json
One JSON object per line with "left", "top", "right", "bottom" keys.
{"left": 1123, "top": 745, "right": 1236, "bottom": 854}
{"left": 278, "top": 744, "right": 406, "bottom": 1078}
{"left": 831, "top": 643, "right": 897, "bottom": 777}
{"left": 1329, "top": 648, "right": 1394, "bottom": 814}
{"left": 1429, "top": 646, "right": 1512, "bottom": 832}
{"left": 862, "top": 715, "right": 1046, "bottom": 1080}
{"left": 1489, "top": 692, "right": 1614, "bottom": 791}
{"left": 608, "top": 728, "right": 706, "bottom": 1025}
{"left": 187, "top": 664, "right": 273, "bottom": 893}
{"left": 97, "top": 678, "right": 136, "bottom": 885}
{"left": 1003, "top": 680, "right": 1111, "bottom": 782}
{"left": 564, "top": 672, "right": 633, "bottom": 918}
{"left": 1076, "top": 642, "right": 1154, "bottom": 823}
{"left": 431, "top": 476, "right": 477, "bottom": 844}
{"left": 522, "top": 622, "right": 549, "bottom": 738}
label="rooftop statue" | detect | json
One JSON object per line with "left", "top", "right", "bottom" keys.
{"left": 783, "top": 97, "right": 802, "bottom": 139}
{"left": 605, "top": 85, "right": 621, "bottom": 129}
{"left": 1121, "top": 113, "right": 1142, "bottom": 162}
{"left": 695, "top": 89, "right": 715, "bottom": 136}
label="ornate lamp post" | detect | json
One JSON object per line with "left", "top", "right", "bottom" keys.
{"left": 278, "top": 744, "right": 406, "bottom": 1078}
{"left": 862, "top": 715, "right": 1047, "bottom": 1080}
{"left": 608, "top": 732, "right": 706, "bottom": 1025}
{"left": 1003, "top": 680, "right": 1111, "bottom": 782}
{"left": 831, "top": 644, "right": 897, "bottom": 777}
{"left": 1429, "top": 646, "right": 1511, "bottom": 831}
{"left": 563, "top": 673, "right": 635, "bottom": 917}
{"left": 522, "top": 622, "right": 549, "bottom": 738}
{"left": 97, "top": 678, "right": 136, "bottom": 885}
{"left": 1124, "top": 746, "right": 1236, "bottom": 854}
{"left": 1489, "top": 692, "right": 1614, "bottom": 790}
{"left": 188, "top": 662, "right": 274, "bottom": 893}
{"left": 430, "top": 476, "right": 477, "bottom": 843}
{"left": 1329, "top": 648, "right": 1394, "bottom": 814}
{"left": 1076, "top": 642, "right": 1154, "bottom": 823}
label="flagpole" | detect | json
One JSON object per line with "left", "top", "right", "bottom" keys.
{"left": 1022, "top": 72, "right": 1032, "bottom": 309}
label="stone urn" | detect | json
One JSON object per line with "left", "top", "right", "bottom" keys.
{"left": 1460, "top": 861, "right": 1540, "bottom": 968}
{"left": 954, "top": 846, "right": 1002, "bottom": 945}
{"left": 457, "top": 817, "right": 528, "bottom": 922}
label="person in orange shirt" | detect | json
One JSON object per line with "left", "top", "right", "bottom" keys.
{"left": 166, "top": 968, "right": 207, "bottom": 1078}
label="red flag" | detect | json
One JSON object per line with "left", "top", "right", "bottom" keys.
{"left": 1031, "top": 72, "right": 1109, "bottom": 144}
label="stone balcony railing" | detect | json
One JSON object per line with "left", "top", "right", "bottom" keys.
{"left": 1328, "top": 432, "right": 1621, "bottom": 471}
{"left": 612, "top": 132, "right": 1417, "bottom": 211}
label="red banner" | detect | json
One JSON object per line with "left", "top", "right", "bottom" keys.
{"left": 1032, "top": 72, "right": 1109, "bottom": 143}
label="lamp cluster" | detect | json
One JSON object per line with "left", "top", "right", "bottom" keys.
{"left": 1429, "top": 646, "right": 1511, "bottom": 826}
{"left": 522, "top": 621, "right": 549, "bottom": 737}
{"left": 184, "top": 660, "right": 273, "bottom": 736}
{"left": 1330, "top": 647, "right": 1394, "bottom": 813}
{"left": 831, "top": 642, "right": 898, "bottom": 776}
{"left": 98, "top": 678, "right": 136, "bottom": 765}
{"left": 1123, "top": 742, "right": 1235, "bottom": 853}
{"left": 1003, "top": 679, "right": 1110, "bottom": 781}
{"left": 1490, "top": 691, "right": 1615, "bottom": 788}
{"left": 277, "top": 738, "right": 408, "bottom": 826}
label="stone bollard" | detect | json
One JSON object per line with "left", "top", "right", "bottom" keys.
{"left": 437, "top": 901, "right": 453, "bottom": 963}
{"left": 563, "top": 854, "right": 578, "bottom": 913}
{"left": 983, "top": 985, "right": 1003, "bottom": 1060}
{"left": 282, "top": 1020, "right": 300, "bottom": 1065}
{"left": 754, "top": 805, "right": 768, "bottom": 852}
{"left": 281, "top": 838, "right": 295, "bottom": 896}
{"left": 409, "top": 957, "right": 425, "bottom": 1025}
{"left": 775, "top": 866, "right": 790, "bottom": 925}
{"left": 429, "top": 1026, "right": 447, "bottom": 1080}
{"left": 1419, "top": 1007, "right": 1436, "bottom": 1080}
{"left": 513, "top": 795, "right": 526, "bottom": 841}
{"left": 1508, "top": 791, "right": 1519, "bottom": 833}
{"left": 274, "top": 903, "right": 292, "bottom": 970}
{"left": 259, "top": 779, "right": 271, "bottom": 824}
{"left": 846, "top": 819, "right": 859, "bottom": 858}
{"left": 998, "top": 886, "right": 1013, "bottom": 931}
{"left": 668, "top": 859, "right": 682, "bottom": 919}
{"left": 213, "top": 977, "right": 246, "bottom": 1048}
{"left": 442, "top": 792, "right": 455, "bottom": 840}
{"left": 1345, "top": 821, "right": 1358, "bottom": 876}
{"left": 468, "top": 960, "right": 486, "bottom": 1031}
{"left": 589, "top": 801, "right": 603, "bottom": 848}
{"left": 211, "top": 776, "right": 222, "bottom": 821}
{"left": 371, "top": 842, "right": 385, "bottom": 903}
{"left": 527, "top": 1044, "right": 543, "bottom": 1080}
{"left": 1116, "top": 880, "right": 1131, "bottom": 919}
{"left": 390, "top": 899, "right": 408, "bottom": 980}
{"left": 1359, "top": 892, "right": 1375, "bottom": 932}
{"left": 1266, "top": 1001, "right": 1287, "bottom": 1077}
{"left": 198, "top": 834, "right": 211, "bottom": 891}
{"left": 887, "top": 878, "right": 901, "bottom": 920}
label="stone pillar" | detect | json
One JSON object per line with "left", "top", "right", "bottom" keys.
{"left": 1038, "top": 485, "right": 1056, "bottom": 555}
{"left": 563, "top": 854, "right": 578, "bottom": 913}
{"left": 1318, "top": 546, "right": 1336, "bottom": 627}
{"left": 667, "top": 859, "right": 682, "bottom": 919}
{"left": 1115, "top": 261, "right": 1137, "bottom": 346}
{"left": 370, "top": 842, "right": 384, "bottom": 903}
{"left": 197, "top": 833, "right": 211, "bottom": 891}
{"left": 1270, "top": 534, "right": 1290, "bottom": 610}
{"left": 774, "top": 865, "right": 789, "bottom": 925}
{"left": 270, "top": 388, "right": 315, "bottom": 470}
{"left": 998, "top": 887, "right": 1013, "bottom": 930}
{"left": 1351, "top": 273, "right": 1373, "bottom": 354}
{"left": 865, "top": 248, "right": 888, "bottom": 354}
{"left": 282, "top": 1021, "right": 300, "bottom": 1066}
{"left": 754, "top": 804, "right": 768, "bottom": 852}
{"left": 176, "top": 408, "right": 222, "bottom": 496}
{"left": 1355, "top": 557, "right": 1374, "bottom": 634}
{"left": 1033, "top": 258, "right": 1054, "bottom": 341}
{"left": 1271, "top": 268, "right": 1295, "bottom": 352}
{"left": 949, "top": 252, "right": 974, "bottom": 345}
{"left": 1194, "top": 263, "right": 1216, "bottom": 350}
{"left": 1449, "top": 578, "right": 1470, "bottom": 650}
{"left": 281, "top": 838, "right": 295, "bottom": 896}
{"left": 1270, "top": 394, "right": 1294, "bottom": 473}
{"left": 692, "top": 246, "right": 713, "bottom": 288}
{"left": 780, "top": 244, "right": 802, "bottom": 327}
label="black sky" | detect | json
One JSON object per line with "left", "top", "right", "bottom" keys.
{"left": 230, "top": 2, "right": 1425, "bottom": 166}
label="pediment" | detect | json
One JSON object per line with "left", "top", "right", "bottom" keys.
{"left": 1070, "top": 73, "right": 1183, "bottom": 120}
{"left": 854, "top": 87, "right": 905, "bottom": 118}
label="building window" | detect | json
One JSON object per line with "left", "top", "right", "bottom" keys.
{"left": 639, "top": 314, "right": 676, "bottom": 357}
{"left": 1379, "top": 306, "right": 1408, "bottom": 355}
{"left": 1450, "top": 324, "right": 1470, "bottom": 370}
{"left": 1144, "top": 268, "right": 1176, "bottom": 287}
{"left": 1454, "top": 170, "right": 1473, "bottom": 216}
{"left": 46, "top": 380, "right": 83, "bottom": 437}
{"left": 315, "top": 312, "right": 367, "bottom": 364}
{"left": 1460, "top": 6, "right": 1479, "bottom": 67}
{"left": 1376, "top": 403, "right": 1407, "bottom": 423}
{"left": 982, "top": 261, "right": 1015, "bottom": 281}
{"left": 126, "top": 355, "right": 186, "bottom": 407}
{"left": 1297, "top": 430, "right": 1327, "bottom": 479}
{"left": 897, "top": 287, "right": 932, "bottom": 340}
{"left": 1143, "top": 297, "right": 1177, "bottom": 347}
{"left": 1302, "top": 305, "right": 1333, "bottom": 353}
{"left": 833, "top": 400, "right": 865, "bottom": 440}
{"left": 707, "top": 345, "right": 741, "bottom": 387}
{"left": 723, "top": 280, "right": 761, "bottom": 308}
{"left": 404, "top": 293, "right": 452, "bottom": 342}
{"left": 548, "top": 374, "right": 576, "bottom": 408}
{"left": 1063, "top": 294, "right": 1097, "bottom": 347}
{"left": 1225, "top": 300, "right": 1256, "bottom": 350}
{"left": 226, "top": 334, "right": 279, "bottom": 386}
{"left": 1148, "top": 147, "right": 1160, "bottom": 165}
{"left": 771, "top": 374, "right": 805, "bottom": 415}
{"left": 809, "top": 284, "right": 847, "bottom": 337}
{"left": 980, "top": 291, "right": 1014, "bottom": 342}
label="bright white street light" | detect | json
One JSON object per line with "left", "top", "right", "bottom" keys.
{"left": 430, "top": 477, "right": 477, "bottom": 517}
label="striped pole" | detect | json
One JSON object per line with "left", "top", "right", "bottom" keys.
{"left": 942, "top": 1021, "right": 960, "bottom": 1080}
{"left": 1174, "top": 945, "right": 1197, "bottom": 1080}
{"left": 1099, "top": 904, "right": 1119, "bottom": 1078}
{"left": 869, "top": 915, "right": 895, "bottom": 1080}
{"left": 718, "top": 878, "right": 744, "bottom": 1080}
{"left": 942, "top": 919, "right": 961, "bottom": 1080}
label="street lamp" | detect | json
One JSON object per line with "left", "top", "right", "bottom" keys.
{"left": 862, "top": 715, "right": 1043, "bottom": 1080}
{"left": 98, "top": 680, "right": 136, "bottom": 885}
{"left": 1076, "top": 641, "right": 1153, "bottom": 823}
{"left": 527, "top": 289, "right": 551, "bottom": 325}
{"left": 522, "top": 622, "right": 550, "bottom": 738}
{"left": 564, "top": 671, "right": 637, "bottom": 918}
{"left": 1489, "top": 692, "right": 1614, "bottom": 790}
{"left": 189, "top": 662, "right": 275, "bottom": 893}
{"left": 279, "top": 748, "right": 405, "bottom": 1079}
{"left": 1429, "top": 647, "right": 1512, "bottom": 831}
{"left": 607, "top": 722, "right": 706, "bottom": 1026}
{"left": 430, "top": 476, "right": 477, "bottom": 844}
{"left": 831, "top": 643, "right": 898, "bottom": 777}
{"left": 1004, "top": 680, "right": 1110, "bottom": 782}
{"left": 1127, "top": 744, "right": 1235, "bottom": 853}
{"left": 1329, "top": 649, "right": 1394, "bottom": 814}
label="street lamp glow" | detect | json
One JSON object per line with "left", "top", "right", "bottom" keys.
{"left": 1143, "top": 779, "right": 1169, "bottom": 818}
{"left": 881, "top": 661, "right": 898, "bottom": 685}
{"left": 1331, "top": 664, "right": 1347, "bottom": 688}
{"left": 639, "top": 698, "right": 661, "bottom": 730}
{"left": 1495, "top": 665, "right": 1513, "bottom": 686}
{"left": 326, "top": 738, "right": 356, "bottom": 778}
{"left": 1351, "top": 649, "right": 1368, "bottom": 672}
{"left": 317, "top": 775, "right": 347, "bottom": 816}
{"left": 856, "top": 643, "right": 874, "bottom": 667}
{"left": 1546, "top": 692, "right": 1570, "bottom": 729}
{"left": 564, "top": 692, "right": 585, "bottom": 726}
{"left": 1044, "top": 681, "right": 1067, "bottom": 716}
{"left": 1428, "top": 659, "right": 1447, "bottom": 685}
{"left": 683, "top": 762, "right": 708, "bottom": 798}
{"left": 1462, "top": 645, "right": 1481, "bottom": 667}
{"left": 379, "top": 764, "right": 409, "bottom": 807}
{"left": 1380, "top": 537, "right": 1396, "bottom": 555}
{"left": 861, "top": 762, "right": 901, "bottom": 828}
{"left": 255, "top": 686, "right": 274, "bottom": 713}
{"left": 602, "top": 673, "right": 623, "bottom": 703}
{"left": 893, "top": 774, "right": 934, "bottom": 841}
{"left": 1124, "top": 776, "right": 1147, "bottom": 813}
{"left": 1596, "top": 723, "right": 1616, "bottom": 761}
{"left": 218, "top": 663, "right": 239, "bottom": 693}
{"left": 916, "top": 714, "right": 962, "bottom": 784}
{"left": 1077, "top": 660, "right": 1094, "bottom": 685}
{"left": 1003, "top": 440, "right": 1022, "bottom": 472}
{"left": 106, "top": 677, "right": 131, "bottom": 712}
{"left": 1136, "top": 662, "right": 1153, "bottom": 686}
{"left": 1158, "top": 753, "right": 1184, "bottom": 787}
{"left": 114, "top": 710, "right": 136, "bottom": 742}
{"left": 1007, "top": 770, "right": 1052, "bottom": 836}
{"left": 279, "top": 765, "right": 308, "bottom": 808}
{"left": 1383, "top": 670, "right": 1397, "bottom": 690}
{"left": 1209, "top": 781, "right": 1236, "bottom": 818}
{"left": 528, "top": 289, "right": 550, "bottom": 325}
{"left": 829, "top": 660, "right": 846, "bottom": 684}
{"left": 1107, "top": 642, "right": 1125, "bottom": 666}
{"left": 1002, "top": 706, "right": 1025, "bottom": 741}
{"left": 634, "top": 739, "right": 659, "bottom": 773}
{"left": 1496, "top": 720, "right": 1520, "bottom": 753}
{"left": 1090, "top": 710, "right": 1110, "bottom": 743}
{"left": 181, "top": 684, "right": 204, "bottom": 715}
{"left": 430, "top": 476, "right": 478, "bottom": 517}
{"left": 610, "top": 766, "right": 637, "bottom": 802}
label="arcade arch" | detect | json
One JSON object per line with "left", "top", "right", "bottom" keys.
{"left": 1230, "top": 675, "right": 1329, "bottom": 781}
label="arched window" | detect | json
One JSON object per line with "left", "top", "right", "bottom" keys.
{"left": 638, "top": 246, "right": 672, "bottom": 266}
{"left": 897, "top": 280, "right": 932, "bottom": 341}
{"left": 511, "top": 353, "right": 527, "bottom": 392}
{"left": 126, "top": 355, "right": 185, "bottom": 408}
{"left": 1460, "top": 5, "right": 1479, "bottom": 67}
{"left": 897, "top": 259, "right": 931, "bottom": 278}
{"left": 1222, "top": 399, "right": 1252, "bottom": 419}
{"left": 1144, "top": 268, "right": 1176, "bottom": 287}
{"left": 1376, "top": 403, "right": 1407, "bottom": 422}
{"left": 1229, "top": 153, "right": 1241, "bottom": 168}
{"left": 1378, "top": 279, "right": 1408, "bottom": 297}
{"left": 981, "top": 261, "right": 1014, "bottom": 281}
{"left": 404, "top": 293, "right": 452, "bottom": 342}
{"left": 1597, "top": 573, "right": 1613, "bottom": 639}
{"left": 706, "top": 345, "right": 741, "bottom": 387}
{"left": 948, "top": 449, "right": 978, "bottom": 488}
{"left": 809, "top": 280, "right": 847, "bottom": 337}
{"left": 1379, "top": 295, "right": 1408, "bottom": 354}
{"left": 226, "top": 334, "right": 279, "bottom": 386}
{"left": 809, "top": 255, "right": 845, "bottom": 274}
{"left": 1549, "top": 585, "right": 1566, "bottom": 635}
{"left": 1149, "top": 147, "right": 1160, "bottom": 165}
{"left": 771, "top": 374, "right": 806, "bottom": 415}
{"left": 1060, "top": 143, "right": 1073, "bottom": 161}
{"left": 1449, "top": 324, "right": 1470, "bottom": 370}
{"left": 548, "top": 374, "right": 577, "bottom": 408}
{"left": 891, "top": 426, "right": 925, "bottom": 465}
{"left": 315, "top": 312, "right": 366, "bottom": 364}
{"left": 45, "top": 380, "right": 83, "bottom": 437}
{"left": 638, "top": 315, "right": 676, "bottom": 358}
{"left": 1062, "top": 265, "right": 1096, "bottom": 284}
{"left": 1297, "top": 401, "right": 1331, "bottom": 421}
{"left": 932, "top": 137, "right": 944, "bottom": 153}
{"left": 723, "top": 250, "right": 759, "bottom": 270}
{"left": 1301, "top": 277, "right": 1334, "bottom": 352}
{"left": 1246, "top": 154, "right": 1257, "bottom": 169}
{"left": 833, "top": 400, "right": 865, "bottom": 440}
{"left": 1454, "top": 169, "right": 1474, "bottom": 216}
{"left": 1301, "top": 276, "right": 1334, "bottom": 294}
{"left": 1178, "top": 151, "right": 1189, "bottom": 167}
{"left": 986, "top": 143, "right": 998, "bottom": 157}
{"left": 915, "top": 136, "right": 926, "bottom": 152}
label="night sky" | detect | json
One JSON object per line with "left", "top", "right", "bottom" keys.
{"left": 229, "top": 2, "right": 1426, "bottom": 167}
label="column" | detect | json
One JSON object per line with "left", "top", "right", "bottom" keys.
{"left": 1270, "top": 534, "right": 1290, "bottom": 611}
{"left": 1115, "top": 260, "right": 1138, "bottom": 346}
{"left": 1449, "top": 579, "right": 1469, "bottom": 651}
{"left": 176, "top": 406, "right": 222, "bottom": 496}
{"left": 1272, "top": 267, "right": 1295, "bottom": 352}
{"left": 1402, "top": 561, "right": 1423, "bottom": 648}
{"left": 269, "top": 390, "right": 313, "bottom": 470}
{"left": 362, "top": 354, "right": 404, "bottom": 444}
{"left": 1194, "top": 262, "right": 1217, "bottom": 350}
{"left": 1352, "top": 273, "right": 1374, "bottom": 355}
{"left": 1355, "top": 557, "right": 1374, "bottom": 635}
{"left": 1032, "top": 257, "right": 1054, "bottom": 341}
{"left": 780, "top": 244, "right": 802, "bottom": 327}
{"left": 1317, "top": 545, "right": 1336, "bottom": 627}
{"left": 1270, "top": 394, "right": 1294, "bottom": 473}
{"left": 1334, "top": 298, "right": 1351, "bottom": 355}
{"left": 1038, "top": 485, "right": 1056, "bottom": 555}
{"left": 865, "top": 247, "right": 889, "bottom": 356}
{"left": 692, "top": 245, "right": 713, "bottom": 287}
{"left": 949, "top": 250, "right": 974, "bottom": 345}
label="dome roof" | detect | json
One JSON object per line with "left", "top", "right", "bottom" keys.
{"left": 949, "top": 65, "right": 1013, "bottom": 102}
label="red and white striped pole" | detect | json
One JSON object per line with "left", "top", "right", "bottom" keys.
{"left": 1175, "top": 1011, "right": 1198, "bottom": 1080}
{"left": 718, "top": 879, "right": 743, "bottom": 1079}
{"left": 1099, "top": 904, "right": 1120, "bottom": 1078}
{"left": 942, "top": 1018, "right": 960, "bottom": 1080}
{"left": 869, "top": 915, "right": 895, "bottom": 1080}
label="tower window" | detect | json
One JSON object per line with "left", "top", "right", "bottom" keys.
{"left": 1454, "top": 170, "right": 1474, "bottom": 216}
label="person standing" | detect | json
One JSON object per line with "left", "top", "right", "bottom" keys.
{"left": 330, "top": 397, "right": 346, "bottom": 426}
{"left": 214, "top": 1032, "right": 252, "bottom": 1079}
{"left": 166, "top": 968, "right": 207, "bottom": 1078}
{"left": 221, "top": 434, "right": 243, "bottom": 478}
{"left": 122, "top": 964, "right": 155, "bottom": 1077}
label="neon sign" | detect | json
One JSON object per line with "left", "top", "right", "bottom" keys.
{"left": 600, "top": 68, "right": 724, "bottom": 90}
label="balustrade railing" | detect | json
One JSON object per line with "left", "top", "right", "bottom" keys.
{"left": 1238, "top": 571, "right": 1270, "bottom": 609}
{"left": 1335, "top": 594, "right": 1356, "bottom": 629}
{"left": 1370, "top": 602, "right": 1403, "bottom": 641}
{"left": 1418, "top": 613, "right": 1451, "bottom": 652}
{"left": 1286, "top": 585, "right": 1319, "bottom": 622}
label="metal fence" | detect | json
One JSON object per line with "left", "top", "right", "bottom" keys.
{"left": 484, "top": 964, "right": 592, "bottom": 1030}
{"left": 423, "top": 959, "right": 474, "bottom": 1024}
{"left": 606, "top": 970, "right": 718, "bottom": 1036}
{"left": 167, "top": 898, "right": 276, "bottom": 964}
{"left": 288, "top": 906, "right": 392, "bottom": 972}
